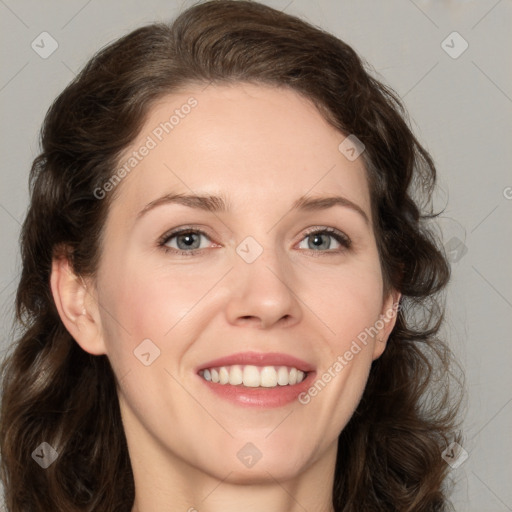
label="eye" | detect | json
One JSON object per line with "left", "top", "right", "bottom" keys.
{"left": 158, "top": 227, "right": 214, "bottom": 256}
{"left": 297, "top": 227, "right": 351, "bottom": 254}
{"left": 157, "top": 226, "right": 351, "bottom": 256}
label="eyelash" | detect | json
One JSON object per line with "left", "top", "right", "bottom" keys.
{"left": 157, "top": 226, "right": 352, "bottom": 257}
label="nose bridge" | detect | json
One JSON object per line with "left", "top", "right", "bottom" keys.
{"left": 237, "top": 232, "right": 292, "bottom": 291}
{"left": 224, "top": 231, "right": 302, "bottom": 328}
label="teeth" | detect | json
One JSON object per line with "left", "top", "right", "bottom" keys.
{"left": 200, "top": 365, "right": 307, "bottom": 388}
{"left": 219, "top": 367, "right": 229, "bottom": 385}
{"left": 260, "top": 366, "right": 277, "bottom": 387}
{"left": 277, "top": 366, "right": 289, "bottom": 385}
{"left": 229, "top": 365, "right": 243, "bottom": 385}
{"left": 243, "top": 365, "right": 260, "bottom": 387}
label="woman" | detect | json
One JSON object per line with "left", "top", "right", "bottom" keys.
{"left": 0, "top": 1, "right": 464, "bottom": 510}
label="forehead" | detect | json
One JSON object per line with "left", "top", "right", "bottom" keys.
{"left": 108, "top": 82, "right": 371, "bottom": 223}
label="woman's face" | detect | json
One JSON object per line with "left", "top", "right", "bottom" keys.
{"left": 81, "top": 83, "right": 399, "bottom": 484}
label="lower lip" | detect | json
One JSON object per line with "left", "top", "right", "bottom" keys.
{"left": 197, "top": 372, "right": 316, "bottom": 408}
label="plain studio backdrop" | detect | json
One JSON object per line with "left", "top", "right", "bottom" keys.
{"left": 0, "top": 0, "right": 511, "bottom": 510}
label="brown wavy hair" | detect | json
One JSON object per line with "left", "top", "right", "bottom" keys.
{"left": 0, "top": 1, "right": 465, "bottom": 510}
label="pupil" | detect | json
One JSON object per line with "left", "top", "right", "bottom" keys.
{"left": 310, "top": 234, "right": 329, "bottom": 250}
{"left": 179, "top": 233, "right": 198, "bottom": 249}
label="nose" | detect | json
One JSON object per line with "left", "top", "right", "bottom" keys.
{"left": 224, "top": 243, "right": 303, "bottom": 330}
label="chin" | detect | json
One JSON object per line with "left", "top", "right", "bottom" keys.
{"left": 215, "top": 463, "right": 305, "bottom": 485}
{"left": 197, "top": 448, "right": 312, "bottom": 485}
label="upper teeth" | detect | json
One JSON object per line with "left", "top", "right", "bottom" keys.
{"left": 200, "top": 365, "right": 306, "bottom": 388}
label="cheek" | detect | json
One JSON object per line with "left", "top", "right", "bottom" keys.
{"left": 98, "top": 257, "right": 213, "bottom": 339}
{"left": 294, "top": 257, "right": 384, "bottom": 418}
{"left": 100, "top": 252, "right": 384, "bottom": 341}
{"left": 97, "top": 238, "right": 385, "bottom": 369}
{"left": 298, "top": 260, "right": 384, "bottom": 347}
{"left": 297, "top": 274, "right": 383, "bottom": 440}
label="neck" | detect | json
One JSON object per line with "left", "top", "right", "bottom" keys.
{"left": 128, "top": 430, "right": 338, "bottom": 512}
{"left": 131, "top": 474, "right": 336, "bottom": 512}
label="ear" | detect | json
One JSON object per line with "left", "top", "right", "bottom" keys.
{"left": 50, "top": 256, "right": 106, "bottom": 356}
{"left": 372, "top": 288, "right": 402, "bottom": 361}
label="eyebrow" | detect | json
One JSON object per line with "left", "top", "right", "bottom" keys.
{"left": 136, "top": 192, "right": 370, "bottom": 225}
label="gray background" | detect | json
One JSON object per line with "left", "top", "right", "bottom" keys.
{"left": 0, "top": 0, "right": 511, "bottom": 510}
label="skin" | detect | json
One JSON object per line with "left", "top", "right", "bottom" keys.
{"left": 51, "top": 82, "right": 400, "bottom": 512}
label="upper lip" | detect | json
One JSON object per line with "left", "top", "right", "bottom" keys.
{"left": 196, "top": 351, "right": 315, "bottom": 373}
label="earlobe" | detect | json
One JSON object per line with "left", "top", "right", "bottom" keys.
{"left": 50, "top": 257, "right": 106, "bottom": 356}
{"left": 372, "top": 289, "right": 402, "bottom": 361}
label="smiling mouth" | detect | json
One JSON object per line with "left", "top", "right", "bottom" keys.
{"left": 199, "top": 365, "right": 307, "bottom": 388}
